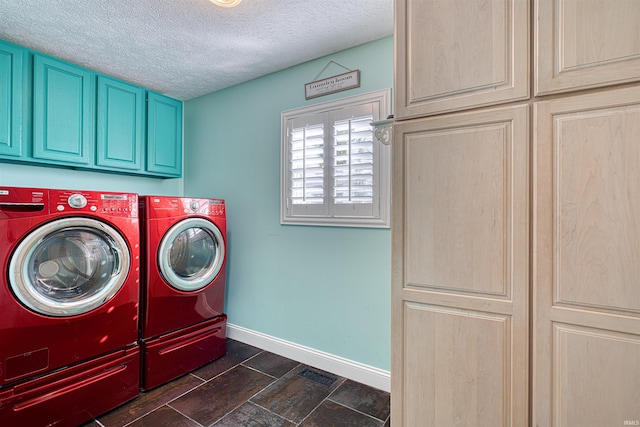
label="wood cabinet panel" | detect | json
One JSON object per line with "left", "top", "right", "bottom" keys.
{"left": 535, "top": 0, "right": 640, "bottom": 95}
{"left": 405, "top": 122, "right": 508, "bottom": 296}
{"left": 403, "top": 303, "right": 511, "bottom": 427}
{"left": 96, "top": 76, "right": 144, "bottom": 171}
{"left": 554, "top": 102, "right": 640, "bottom": 313}
{"left": 553, "top": 324, "right": 640, "bottom": 427}
{"left": 0, "top": 40, "right": 25, "bottom": 158}
{"left": 395, "top": 0, "right": 529, "bottom": 119}
{"left": 392, "top": 104, "right": 529, "bottom": 427}
{"left": 33, "top": 55, "right": 94, "bottom": 165}
{"left": 533, "top": 86, "right": 640, "bottom": 426}
{"left": 147, "top": 92, "right": 182, "bottom": 177}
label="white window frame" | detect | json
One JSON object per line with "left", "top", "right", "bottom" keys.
{"left": 280, "top": 89, "right": 391, "bottom": 228}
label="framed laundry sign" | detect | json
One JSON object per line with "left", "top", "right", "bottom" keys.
{"left": 305, "top": 70, "right": 360, "bottom": 99}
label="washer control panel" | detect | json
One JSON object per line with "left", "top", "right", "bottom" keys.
{"left": 51, "top": 190, "right": 138, "bottom": 217}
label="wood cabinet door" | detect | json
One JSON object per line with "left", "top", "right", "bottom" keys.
{"left": 394, "top": 0, "right": 529, "bottom": 120}
{"left": 533, "top": 86, "right": 640, "bottom": 426}
{"left": 147, "top": 92, "right": 182, "bottom": 177}
{"left": 535, "top": 0, "right": 640, "bottom": 95}
{"left": 391, "top": 104, "right": 529, "bottom": 427}
{"left": 33, "top": 55, "right": 94, "bottom": 166}
{"left": 0, "top": 40, "right": 25, "bottom": 158}
{"left": 96, "top": 76, "right": 144, "bottom": 171}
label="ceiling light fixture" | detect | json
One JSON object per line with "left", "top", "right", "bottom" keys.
{"left": 209, "top": 0, "right": 242, "bottom": 7}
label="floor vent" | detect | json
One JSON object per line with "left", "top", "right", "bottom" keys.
{"left": 298, "top": 368, "right": 338, "bottom": 387}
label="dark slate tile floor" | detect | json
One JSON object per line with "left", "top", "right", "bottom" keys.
{"left": 87, "top": 339, "right": 390, "bottom": 427}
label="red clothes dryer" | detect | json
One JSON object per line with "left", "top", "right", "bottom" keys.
{"left": 0, "top": 187, "right": 140, "bottom": 427}
{"left": 139, "top": 195, "right": 227, "bottom": 390}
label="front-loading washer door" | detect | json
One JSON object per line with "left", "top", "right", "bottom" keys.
{"left": 8, "top": 217, "right": 130, "bottom": 317}
{"left": 158, "top": 218, "right": 225, "bottom": 292}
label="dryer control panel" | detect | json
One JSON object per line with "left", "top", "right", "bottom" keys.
{"left": 208, "top": 199, "right": 225, "bottom": 217}
{"left": 179, "top": 198, "right": 225, "bottom": 217}
{"left": 143, "top": 196, "right": 225, "bottom": 219}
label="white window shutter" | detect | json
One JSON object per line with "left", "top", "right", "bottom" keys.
{"left": 281, "top": 89, "right": 391, "bottom": 228}
{"left": 287, "top": 114, "right": 326, "bottom": 217}
{"left": 330, "top": 104, "right": 377, "bottom": 218}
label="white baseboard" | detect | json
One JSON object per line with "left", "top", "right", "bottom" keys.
{"left": 226, "top": 323, "right": 390, "bottom": 393}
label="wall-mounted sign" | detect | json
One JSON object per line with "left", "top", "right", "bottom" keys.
{"left": 305, "top": 70, "right": 360, "bottom": 100}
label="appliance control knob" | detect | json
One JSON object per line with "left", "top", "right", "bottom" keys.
{"left": 68, "top": 193, "right": 87, "bottom": 209}
{"left": 189, "top": 200, "right": 200, "bottom": 212}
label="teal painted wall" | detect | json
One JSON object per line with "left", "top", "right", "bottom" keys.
{"left": 183, "top": 37, "right": 393, "bottom": 371}
{"left": 0, "top": 162, "right": 183, "bottom": 195}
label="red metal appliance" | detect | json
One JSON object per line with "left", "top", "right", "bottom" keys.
{"left": 139, "top": 195, "right": 227, "bottom": 390}
{"left": 0, "top": 186, "right": 140, "bottom": 427}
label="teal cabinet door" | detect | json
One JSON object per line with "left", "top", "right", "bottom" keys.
{"left": 0, "top": 40, "right": 26, "bottom": 158}
{"left": 96, "top": 76, "right": 144, "bottom": 171}
{"left": 147, "top": 92, "right": 182, "bottom": 177}
{"left": 33, "top": 55, "right": 94, "bottom": 165}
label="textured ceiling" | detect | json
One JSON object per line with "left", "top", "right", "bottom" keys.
{"left": 0, "top": 0, "right": 393, "bottom": 101}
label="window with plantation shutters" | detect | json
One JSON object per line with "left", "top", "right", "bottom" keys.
{"left": 281, "top": 89, "right": 391, "bottom": 228}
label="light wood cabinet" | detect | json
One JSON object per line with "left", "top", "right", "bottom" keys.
{"left": 394, "top": 0, "right": 529, "bottom": 119}
{"left": 535, "top": 0, "right": 640, "bottom": 95}
{"left": 392, "top": 0, "right": 640, "bottom": 426}
{"left": 533, "top": 86, "right": 640, "bottom": 427}
{"left": 391, "top": 104, "right": 530, "bottom": 427}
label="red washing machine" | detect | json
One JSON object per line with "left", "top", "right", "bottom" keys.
{"left": 139, "top": 195, "right": 227, "bottom": 390}
{"left": 0, "top": 187, "right": 140, "bottom": 427}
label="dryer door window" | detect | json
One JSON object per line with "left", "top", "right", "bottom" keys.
{"left": 158, "top": 218, "right": 225, "bottom": 292}
{"left": 8, "top": 218, "right": 130, "bottom": 317}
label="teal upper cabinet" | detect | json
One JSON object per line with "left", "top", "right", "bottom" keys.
{"left": 147, "top": 92, "right": 182, "bottom": 177}
{"left": 33, "top": 55, "right": 94, "bottom": 166}
{"left": 0, "top": 39, "right": 183, "bottom": 178}
{"left": 97, "top": 76, "right": 144, "bottom": 171}
{"left": 0, "top": 40, "right": 26, "bottom": 158}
